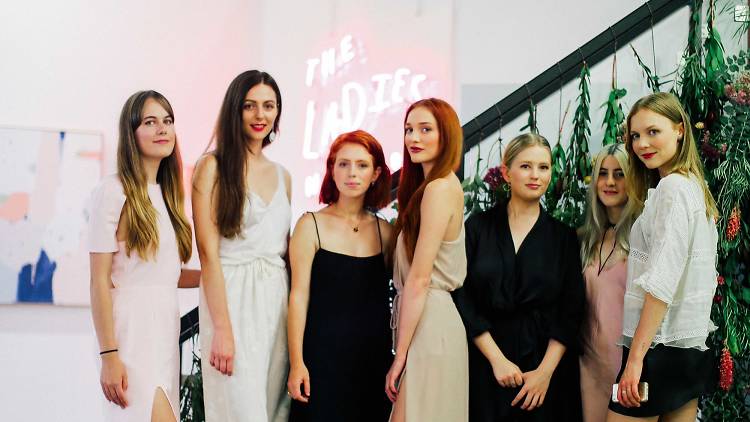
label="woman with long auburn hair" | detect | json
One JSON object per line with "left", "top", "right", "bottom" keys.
{"left": 193, "top": 70, "right": 292, "bottom": 421}
{"left": 453, "top": 133, "right": 585, "bottom": 421}
{"left": 89, "top": 90, "right": 199, "bottom": 422}
{"left": 287, "top": 130, "right": 394, "bottom": 422}
{"left": 607, "top": 92, "right": 718, "bottom": 421}
{"left": 385, "top": 98, "right": 469, "bottom": 421}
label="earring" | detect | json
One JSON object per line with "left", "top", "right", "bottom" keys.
{"left": 268, "top": 131, "right": 277, "bottom": 143}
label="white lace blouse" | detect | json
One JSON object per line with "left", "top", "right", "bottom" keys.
{"left": 620, "top": 173, "right": 718, "bottom": 350}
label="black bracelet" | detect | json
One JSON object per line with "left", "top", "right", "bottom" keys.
{"left": 99, "top": 348, "right": 118, "bottom": 356}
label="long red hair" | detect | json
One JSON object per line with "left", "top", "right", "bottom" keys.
{"left": 395, "top": 98, "right": 463, "bottom": 262}
{"left": 319, "top": 130, "right": 392, "bottom": 209}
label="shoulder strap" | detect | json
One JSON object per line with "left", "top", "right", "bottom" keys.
{"left": 375, "top": 216, "right": 383, "bottom": 253}
{"left": 275, "top": 163, "right": 286, "bottom": 194}
{"left": 309, "top": 212, "right": 321, "bottom": 248}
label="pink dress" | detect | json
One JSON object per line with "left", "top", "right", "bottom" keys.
{"left": 580, "top": 258, "right": 627, "bottom": 422}
{"left": 88, "top": 175, "right": 182, "bottom": 421}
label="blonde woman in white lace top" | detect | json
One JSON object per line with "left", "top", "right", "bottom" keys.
{"left": 607, "top": 93, "right": 719, "bottom": 422}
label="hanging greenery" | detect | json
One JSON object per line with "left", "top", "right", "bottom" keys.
{"left": 601, "top": 87, "right": 627, "bottom": 146}
{"left": 678, "top": 0, "right": 707, "bottom": 123}
{"left": 601, "top": 54, "right": 627, "bottom": 146}
{"left": 544, "top": 142, "right": 566, "bottom": 213}
{"left": 550, "top": 63, "right": 592, "bottom": 227}
{"left": 631, "top": 44, "right": 668, "bottom": 93}
{"left": 462, "top": 140, "right": 505, "bottom": 217}
{"left": 519, "top": 99, "right": 539, "bottom": 134}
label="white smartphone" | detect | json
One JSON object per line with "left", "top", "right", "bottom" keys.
{"left": 611, "top": 382, "right": 649, "bottom": 403}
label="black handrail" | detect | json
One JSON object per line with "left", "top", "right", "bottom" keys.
{"left": 179, "top": 306, "right": 199, "bottom": 345}
{"left": 390, "top": 0, "right": 689, "bottom": 196}
{"left": 182, "top": 0, "right": 690, "bottom": 346}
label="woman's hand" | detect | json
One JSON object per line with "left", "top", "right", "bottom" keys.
{"left": 100, "top": 353, "right": 128, "bottom": 408}
{"left": 491, "top": 356, "right": 524, "bottom": 388}
{"left": 385, "top": 356, "right": 406, "bottom": 403}
{"left": 511, "top": 367, "right": 552, "bottom": 411}
{"left": 617, "top": 358, "right": 643, "bottom": 408}
{"left": 210, "top": 327, "right": 235, "bottom": 375}
{"left": 287, "top": 363, "right": 311, "bottom": 403}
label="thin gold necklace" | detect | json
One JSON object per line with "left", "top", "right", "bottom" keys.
{"left": 332, "top": 207, "right": 366, "bottom": 233}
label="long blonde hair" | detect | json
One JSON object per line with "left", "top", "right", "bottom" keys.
{"left": 579, "top": 144, "right": 636, "bottom": 267}
{"left": 117, "top": 91, "right": 192, "bottom": 263}
{"left": 624, "top": 92, "right": 718, "bottom": 219}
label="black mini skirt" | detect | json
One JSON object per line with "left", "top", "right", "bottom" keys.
{"left": 608, "top": 344, "right": 715, "bottom": 417}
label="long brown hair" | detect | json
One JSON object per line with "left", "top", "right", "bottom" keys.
{"left": 624, "top": 92, "right": 717, "bottom": 219}
{"left": 395, "top": 98, "right": 463, "bottom": 262}
{"left": 213, "top": 70, "right": 282, "bottom": 238}
{"left": 117, "top": 90, "right": 192, "bottom": 263}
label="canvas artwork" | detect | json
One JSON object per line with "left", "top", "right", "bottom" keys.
{"left": 0, "top": 127, "right": 103, "bottom": 305}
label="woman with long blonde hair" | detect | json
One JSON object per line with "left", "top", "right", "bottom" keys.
{"left": 385, "top": 98, "right": 468, "bottom": 421}
{"left": 608, "top": 92, "right": 718, "bottom": 421}
{"left": 89, "top": 90, "right": 199, "bottom": 422}
{"left": 453, "top": 133, "right": 585, "bottom": 421}
{"left": 578, "top": 143, "right": 635, "bottom": 422}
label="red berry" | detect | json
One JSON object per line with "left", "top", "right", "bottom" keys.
{"left": 719, "top": 347, "right": 734, "bottom": 391}
{"left": 726, "top": 207, "right": 741, "bottom": 241}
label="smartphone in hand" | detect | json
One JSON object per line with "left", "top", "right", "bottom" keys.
{"left": 611, "top": 382, "right": 649, "bottom": 403}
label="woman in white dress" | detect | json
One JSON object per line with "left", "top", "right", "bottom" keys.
{"left": 193, "top": 70, "right": 292, "bottom": 422}
{"left": 89, "top": 90, "right": 199, "bottom": 422}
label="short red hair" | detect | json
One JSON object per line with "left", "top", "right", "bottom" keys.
{"left": 319, "top": 130, "right": 392, "bottom": 209}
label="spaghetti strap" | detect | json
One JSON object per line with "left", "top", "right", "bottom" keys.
{"left": 309, "top": 212, "right": 321, "bottom": 248}
{"left": 375, "top": 216, "right": 383, "bottom": 254}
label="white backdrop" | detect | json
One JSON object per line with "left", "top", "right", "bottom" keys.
{"left": 0, "top": 1, "right": 687, "bottom": 420}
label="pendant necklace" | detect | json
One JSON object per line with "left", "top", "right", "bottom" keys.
{"left": 597, "top": 224, "right": 617, "bottom": 276}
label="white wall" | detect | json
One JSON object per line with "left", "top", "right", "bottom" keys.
{"left": 0, "top": 0, "right": 260, "bottom": 167}
{"left": 455, "top": 0, "right": 644, "bottom": 120}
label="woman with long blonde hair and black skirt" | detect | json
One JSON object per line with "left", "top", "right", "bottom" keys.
{"left": 89, "top": 90, "right": 199, "bottom": 422}
{"left": 608, "top": 92, "right": 718, "bottom": 421}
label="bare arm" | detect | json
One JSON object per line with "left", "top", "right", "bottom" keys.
{"left": 192, "top": 154, "right": 234, "bottom": 375}
{"left": 537, "top": 339, "right": 566, "bottom": 377}
{"left": 393, "top": 180, "right": 461, "bottom": 360}
{"left": 286, "top": 213, "right": 318, "bottom": 402}
{"left": 177, "top": 269, "right": 201, "bottom": 288}
{"left": 90, "top": 252, "right": 117, "bottom": 354}
{"left": 283, "top": 166, "right": 292, "bottom": 202}
{"left": 90, "top": 251, "right": 129, "bottom": 408}
{"left": 629, "top": 294, "right": 669, "bottom": 361}
{"left": 616, "top": 293, "right": 668, "bottom": 407}
{"left": 386, "top": 179, "right": 463, "bottom": 401}
{"left": 378, "top": 218, "right": 395, "bottom": 269}
{"left": 510, "top": 339, "right": 566, "bottom": 410}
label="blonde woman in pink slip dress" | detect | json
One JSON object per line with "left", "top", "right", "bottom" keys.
{"left": 89, "top": 91, "right": 199, "bottom": 421}
{"left": 578, "top": 143, "right": 635, "bottom": 422}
